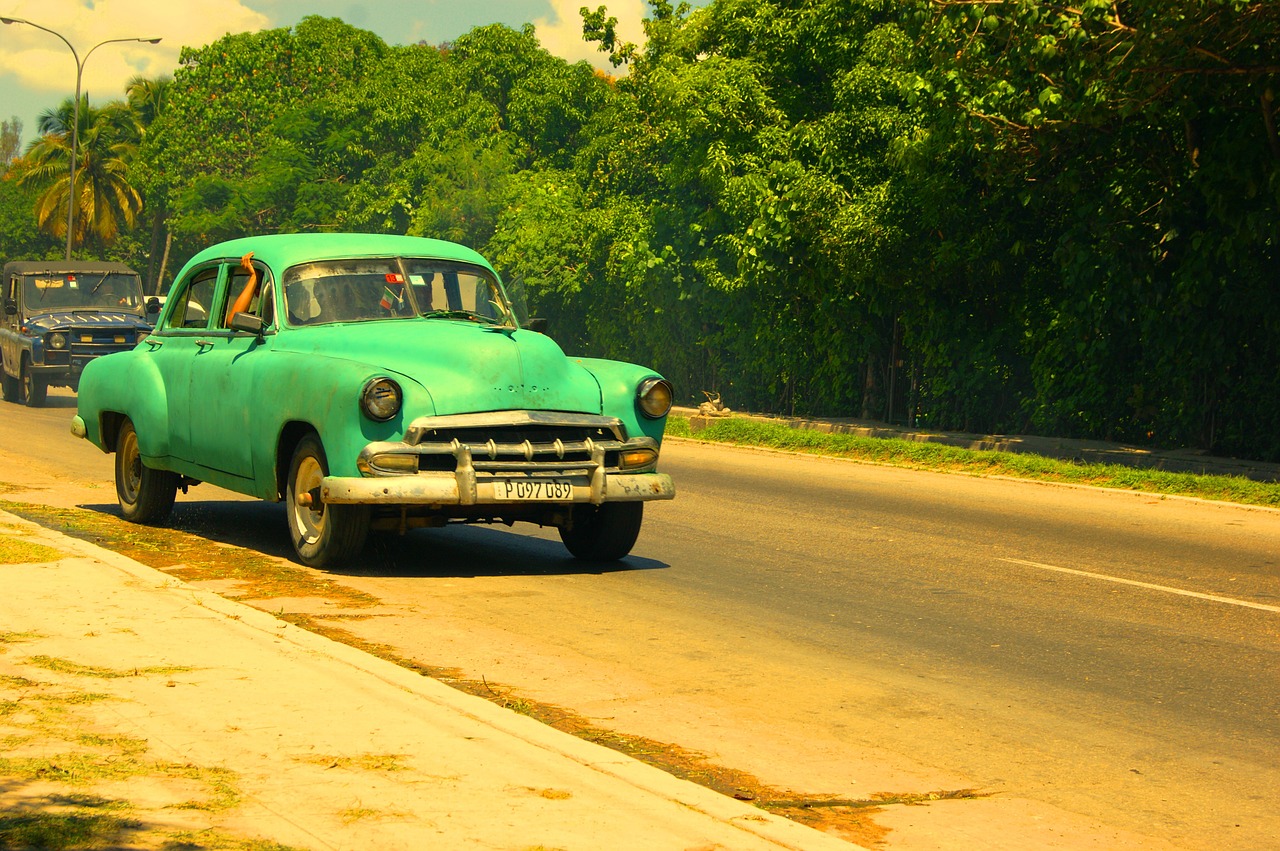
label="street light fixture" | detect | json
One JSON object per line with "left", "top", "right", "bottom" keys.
{"left": 1, "top": 17, "right": 160, "bottom": 260}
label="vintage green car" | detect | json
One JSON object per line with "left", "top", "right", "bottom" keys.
{"left": 71, "top": 234, "right": 675, "bottom": 566}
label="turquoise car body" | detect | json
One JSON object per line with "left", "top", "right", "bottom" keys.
{"left": 72, "top": 234, "right": 674, "bottom": 558}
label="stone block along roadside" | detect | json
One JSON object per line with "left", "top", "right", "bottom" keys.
{"left": 0, "top": 509, "right": 853, "bottom": 850}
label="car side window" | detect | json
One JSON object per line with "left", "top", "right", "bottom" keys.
{"left": 259, "top": 283, "right": 276, "bottom": 327}
{"left": 221, "top": 263, "right": 273, "bottom": 330}
{"left": 169, "top": 268, "right": 218, "bottom": 330}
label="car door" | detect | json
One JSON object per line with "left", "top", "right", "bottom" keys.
{"left": 147, "top": 264, "right": 224, "bottom": 464}
{"left": 187, "top": 258, "right": 273, "bottom": 483}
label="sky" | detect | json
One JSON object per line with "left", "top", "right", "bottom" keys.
{"left": 0, "top": 0, "right": 657, "bottom": 146}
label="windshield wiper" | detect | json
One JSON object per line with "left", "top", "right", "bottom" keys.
{"left": 422, "top": 309, "right": 502, "bottom": 325}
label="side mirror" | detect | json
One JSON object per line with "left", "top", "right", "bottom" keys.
{"left": 3, "top": 298, "right": 16, "bottom": 316}
{"left": 524, "top": 317, "right": 548, "bottom": 334}
{"left": 229, "top": 312, "right": 265, "bottom": 336}
{"left": 145, "top": 297, "right": 161, "bottom": 315}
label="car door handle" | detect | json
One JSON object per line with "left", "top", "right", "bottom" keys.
{"left": 194, "top": 339, "right": 214, "bottom": 348}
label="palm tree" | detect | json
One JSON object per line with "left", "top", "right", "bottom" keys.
{"left": 17, "top": 95, "right": 143, "bottom": 251}
{"left": 126, "top": 75, "right": 173, "bottom": 292}
{"left": 126, "top": 75, "right": 170, "bottom": 131}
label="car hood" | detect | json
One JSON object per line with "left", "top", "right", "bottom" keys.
{"left": 25, "top": 311, "right": 150, "bottom": 332}
{"left": 275, "top": 320, "right": 604, "bottom": 416}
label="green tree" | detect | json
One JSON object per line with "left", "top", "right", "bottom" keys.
{"left": 139, "top": 16, "right": 388, "bottom": 257}
{"left": 124, "top": 75, "right": 173, "bottom": 292}
{"left": 0, "top": 169, "right": 59, "bottom": 260}
{"left": 1, "top": 117, "right": 21, "bottom": 164}
{"left": 912, "top": 0, "right": 1280, "bottom": 454}
{"left": 16, "top": 96, "right": 143, "bottom": 252}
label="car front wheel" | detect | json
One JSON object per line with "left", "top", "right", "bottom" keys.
{"left": 286, "top": 434, "right": 369, "bottom": 568}
{"left": 115, "top": 419, "right": 178, "bottom": 524}
{"left": 559, "top": 502, "right": 644, "bottom": 561}
{"left": 20, "top": 356, "right": 46, "bottom": 407}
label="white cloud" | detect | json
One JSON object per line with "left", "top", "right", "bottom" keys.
{"left": 0, "top": 0, "right": 269, "bottom": 100}
{"left": 532, "top": 0, "right": 645, "bottom": 70}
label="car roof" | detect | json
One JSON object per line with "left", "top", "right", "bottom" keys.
{"left": 179, "top": 234, "right": 497, "bottom": 278}
{"left": 4, "top": 261, "right": 140, "bottom": 275}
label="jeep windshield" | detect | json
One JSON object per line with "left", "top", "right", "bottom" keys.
{"left": 22, "top": 272, "right": 146, "bottom": 316}
{"left": 282, "top": 258, "right": 516, "bottom": 328}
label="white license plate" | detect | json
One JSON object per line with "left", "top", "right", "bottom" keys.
{"left": 492, "top": 479, "right": 575, "bottom": 501}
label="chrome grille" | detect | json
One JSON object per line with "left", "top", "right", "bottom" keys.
{"left": 376, "top": 411, "right": 630, "bottom": 475}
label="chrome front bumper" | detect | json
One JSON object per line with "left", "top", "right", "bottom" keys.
{"left": 320, "top": 470, "right": 675, "bottom": 505}
{"left": 322, "top": 410, "right": 675, "bottom": 506}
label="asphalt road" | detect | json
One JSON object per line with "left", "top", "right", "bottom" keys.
{"left": 6, "top": 391, "right": 1279, "bottom": 849}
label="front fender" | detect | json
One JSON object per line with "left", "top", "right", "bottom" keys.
{"left": 76, "top": 348, "right": 172, "bottom": 460}
{"left": 248, "top": 351, "right": 437, "bottom": 486}
{"left": 573, "top": 357, "right": 669, "bottom": 445}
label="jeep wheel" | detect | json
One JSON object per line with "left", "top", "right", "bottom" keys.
{"left": 559, "top": 502, "right": 644, "bottom": 561}
{"left": 0, "top": 358, "right": 17, "bottom": 403}
{"left": 20, "top": 356, "right": 46, "bottom": 407}
{"left": 286, "top": 434, "right": 369, "bottom": 568}
{"left": 115, "top": 419, "right": 178, "bottom": 524}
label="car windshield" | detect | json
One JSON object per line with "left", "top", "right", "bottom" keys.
{"left": 281, "top": 258, "right": 515, "bottom": 328}
{"left": 22, "top": 272, "right": 145, "bottom": 315}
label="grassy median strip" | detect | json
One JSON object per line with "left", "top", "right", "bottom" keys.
{"left": 667, "top": 416, "right": 1280, "bottom": 508}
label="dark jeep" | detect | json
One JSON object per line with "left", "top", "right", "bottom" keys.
{"left": 1, "top": 262, "right": 155, "bottom": 406}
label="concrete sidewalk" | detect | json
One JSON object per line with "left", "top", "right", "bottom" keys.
{"left": 0, "top": 509, "right": 852, "bottom": 851}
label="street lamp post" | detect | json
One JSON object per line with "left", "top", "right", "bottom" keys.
{"left": 0, "top": 17, "right": 160, "bottom": 260}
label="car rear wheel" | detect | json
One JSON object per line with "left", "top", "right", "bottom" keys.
{"left": 559, "top": 502, "right": 644, "bottom": 561}
{"left": 286, "top": 434, "right": 369, "bottom": 568}
{"left": 115, "top": 419, "right": 178, "bottom": 524}
{"left": 20, "top": 356, "right": 46, "bottom": 407}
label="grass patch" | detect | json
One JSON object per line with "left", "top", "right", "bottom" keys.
{"left": 76, "top": 733, "right": 149, "bottom": 755}
{"left": 0, "top": 810, "right": 141, "bottom": 850}
{"left": 164, "top": 764, "right": 241, "bottom": 811}
{"left": 0, "top": 502, "right": 380, "bottom": 608}
{"left": 293, "top": 753, "right": 409, "bottom": 772}
{"left": 0, "top": 535, "right": 66, "bottom": 564}
{"left": 23, "top": 655, "right": 195, "bottom": 680}
{"left": 671, "top": 416, "right": 1280, "bottom": 508}
{"left": 163, "top": 830, "right": 308, "bottom": 850}
{"left": 34, "top": 691, "right": 112, "bottom": 707}
{"left": 338, "top": 806, "right": 395, "bottom": 824}
{"left": 0, "top": 631, "right": 42, "bottom": 647}
{"left": 0, "top": 752, "right": 147, "bottom": 785}
{"left": 663, "top": 416, "right": 694, "bottom": 438}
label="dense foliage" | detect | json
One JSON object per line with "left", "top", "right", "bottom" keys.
{"left": 2, "top": 1, "right": 1276, "bottom": 459}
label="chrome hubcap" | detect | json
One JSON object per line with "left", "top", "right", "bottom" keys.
{"left": 121, "top": 431, "right": 141, "bottom": 502}
{"left": 292, "top": 454, "right": 325, "bottom": 544}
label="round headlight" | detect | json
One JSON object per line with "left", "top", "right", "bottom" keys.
{"left": 361, "top": 377, "right": 402, "bottom": 422}
{"left": 49, "top": 332, "right": 67, "bottom": 350}
{"left": 637, "top": 377, "right": 673, "bottom": 419}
